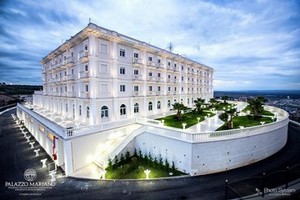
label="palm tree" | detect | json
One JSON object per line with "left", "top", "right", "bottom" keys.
{"left": 209, "top": 98, "right": 217, "bottom": 108}
{"left": 221, "top": 96, "right": 229, "bottom": 104}
{"left": 226, "top": 108, "right": 237, "bottom": 129}
{"left": 193, "top": 98, "right": 205, "bottom": 114}
{"left": 172, "top": 103, "right": 188, "bottom": 121}
{"left": 247, "top": 96, "right": 267, "bottom": 118}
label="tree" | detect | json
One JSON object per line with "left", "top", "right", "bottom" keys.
{"left": 209, "top": 98, "right": 217, "bottom": 108}
{"left": 193, "top": 98, "right": 205, "bottom": 114}
{"left": 114, "top": 155, "right": 119, "bottom": 166}
{"left": 125, "top": 151, "right": 130, "bottom": 162}
{"left": 221, "top": 96, "right": 229, "bottom": 104}
{"left": 120, "top": 153, "right": 125, "bottom": 164}
{"left": 171, "top": 102, "right": 188, "bottom": 120}
{"left": 247, "top": 96, "right": 267, "bottom": 118}
{"left": 225, "top": 108, "right": 237, "bottom": 129}
{"left": 172, "top": 161, "right": 176, "bottom": 172}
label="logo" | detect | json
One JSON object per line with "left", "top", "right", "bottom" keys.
{"left": 23, "top": 168, "right": 37, "bottom": 182}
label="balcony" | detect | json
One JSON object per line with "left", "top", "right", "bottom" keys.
{"left": 66, "top": 57, "right": 75, "bottom": 67}
{"left": 132, "top": 75, "right": 143, "bottom": 81}
{"left": 79, "top": 51, "right": 89, "bottom": 63}
{"left": 147, "top": 61, "right": 156, "bottom": 68}
{"left": 167, "top": 66, "right": 172, "bottom": 71}
{"left": 68, "top": 91, "right": 76, "bottom": 97}
{"left": 147, "top": 91, "right": 155, "bottom": 96}
{"left": 132, "top": 58, "right": 143, "bottom": 66}
{"left": 156, "top": 77, "right": 164, "bottom": 82}
{"left": 79, "top": 71, "right": 89, "bottom": 79}
{"left": 68, "top": 74, "right": 76, "bottom": 81}
{"left": 156, "top": 91, "right": 164, "bottom": 96}
{"left": 147, "top": 76, "right": 156, "bottom": 82}
{"left": 80, "top": 92, "right": 90, "bottom": 98}
{"left": 132, "top": 91, "right": 142, "bottom": 97}
{"left": 156, "top": 63, "right": 164, "bottom": 69}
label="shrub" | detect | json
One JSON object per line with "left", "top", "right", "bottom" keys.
{"left": 125, "top": 151, "right": 130, "bottom": 161}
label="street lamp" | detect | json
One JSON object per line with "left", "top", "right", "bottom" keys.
{"left": 182, "top": 123, "right": 187, "bottom": 129}
{"left": 144, "top": 169, "right": 151, "bottom": 179}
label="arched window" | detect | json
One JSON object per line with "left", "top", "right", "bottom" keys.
{"left": 79, "top": 105, "right": 82, "bottom": 116}
{"left": 167, "top": 100, "right": 171, "bottom": 107}
{"left": 157, "top": 101, "right": 161, "bottom": 109}
{"left": 87, "top": 106, "right": 90, "bottom": 118}
{"left": 120, "top": 104, "right": 126, "bottom": 115}
{"left": 148, "top": 102, "right": 153, "bottom": 111}
{"left": 134, "top": 103, "right": 139, "bottom": 113}
{"left": 101, "top": 106, "right": 109, "bottom": 118}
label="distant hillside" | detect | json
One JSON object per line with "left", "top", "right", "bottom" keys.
{"left": 0, "top": 84, "right": 42, "bottom": 95}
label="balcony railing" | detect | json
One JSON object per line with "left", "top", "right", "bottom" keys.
{"left": 147, "top": 76, "right": 156, "bottom": 81}
{"left": 79, "top": 51, "right": 89, "bottom": 63}
{"left": 66, "top": 57, "right": 75, "bottom": 66}
{"left": 132, "top": 58, "right": 143, "bottom": 66}
{"left": 68, "top": 91, "right": 76, "bottom": 97}
{"left": 68, "top": 74, "right": 76, "bottom": 80}
{"left": 147, "top": 91, "right": 155, "bottom": 96}
{"left": 133, "top": 91, "right": 141, "bottom": 96}
{"left": 156, "top": 91, "right": 164, "bottom": 95}
{"left": 156, "top": 63, "right": 164, "bottom": 69}
{"left": 80, "top": 92, "right": 90, "bottom": 98}
{"left": 132, "top": 75, "right": 143, "bottom": 81}
{"left": 79, "top": 71, "right": 89, "bottom": 79}
{"left": 156, "top": 77, "right": 164, "bottom": 82}
{"left": 147, "top": 61, "right": 156, "bottom": 68}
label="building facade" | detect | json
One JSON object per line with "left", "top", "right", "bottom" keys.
{"left": 35, "top": 23, "right": 213, "bottom": 126}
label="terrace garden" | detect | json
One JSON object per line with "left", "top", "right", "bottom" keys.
{"left": 105, "top": 149, "right": 186, "bottom": 179}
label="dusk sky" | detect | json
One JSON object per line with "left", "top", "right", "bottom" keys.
{"left": 0, "top": 0, "right": 299, "bottom": 91}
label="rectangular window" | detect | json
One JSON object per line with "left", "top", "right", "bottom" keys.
{"left": 133, "top": 69, "right": 139, "bottom": 75}
{"left": 148, "top": 72, "right": 152, "bottom": 76}
{"left": 120, "top": 49, "right": 125, "bottom": 57}
{"left": 149, "top": 86, "right": 153, "bottom": 91}
{"left": 71, "top": 68, "right": 74, "bottom": 74}
{"left": 134, "top": 53, "right": 139, "bottom": 58}
{"left": 158, "top": 86, "right": 161, "bottom": 91}
{"left": 158, "top": 73, "right": 161, "bottom": 77}
{"left": 168, "top": 87, "right": 171, "bottom": 91}
{"left": 134, "top": 86, "right": 139, "bottom": 91}
{"left": 168, "top": 62, "right": 171, "bottom": 66}
{"left": 158, "top": 59, "right": 161, "bottom": 63}
{"left": 85, "top": 84, "right": 89, "bottom": 92}
{"left": 101, "top": 64, "right": 108, "bottom": 73}
{"left": 120, "top": 85, "right": 126, "bottom": 92}
{"left": 85, "top": 65, "right": 88, "bottom": 71}
{"left": 168, "top": 75, "right": 171, "bottom": 79}
{"left": 148, "top": 57, "right": 152, "bottom": 61}
{"left": 120, "top": 67, "right": 126, "bottom": 75}
{"left": 100, "top": 44, "right": 108, "bottom": 53}
{"left": 65, "top": 86, "right": 67, "bottom": 92}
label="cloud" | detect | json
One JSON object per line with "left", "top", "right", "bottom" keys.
{"left": 0, "top": 0, "right": 299, "bottom": 90}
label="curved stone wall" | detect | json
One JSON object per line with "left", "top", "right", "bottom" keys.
{"left": 135, "top": 106, "right": 289, "bottom": 175}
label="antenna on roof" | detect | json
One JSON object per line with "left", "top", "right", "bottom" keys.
{"left": 89, "top": 18, "right": 91, "bottom": 23}
{"left": 167, "top": 42, "right": 173, "bottom": 52}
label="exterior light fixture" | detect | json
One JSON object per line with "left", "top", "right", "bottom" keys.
{"left": 144, "top": 169, "right": 151, "bottom": 179}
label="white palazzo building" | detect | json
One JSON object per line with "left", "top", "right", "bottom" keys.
{"left": 35, "top": 22, "right": 213, "bottom": 126}
{"left": 17, "top": 23, "right": 289, "bottom": 179}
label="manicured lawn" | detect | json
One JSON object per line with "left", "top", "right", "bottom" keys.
{"left": 213, "top": 102, "right": 235, "bottom": 111}
{"left": 242, "top": 105, "right": 274, "bottom": 116}
{"left": 217, "top": 115, "right": 274, "bottom": 131}
{"left": 105, "top": 157, "right": 186, "bottom": 179}
{"left": 156, "top": 111, "right": 214, "bottom": 129}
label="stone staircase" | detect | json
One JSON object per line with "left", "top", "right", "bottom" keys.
{"left": 93, "top": 124, "right": 146, "bottom": 171}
